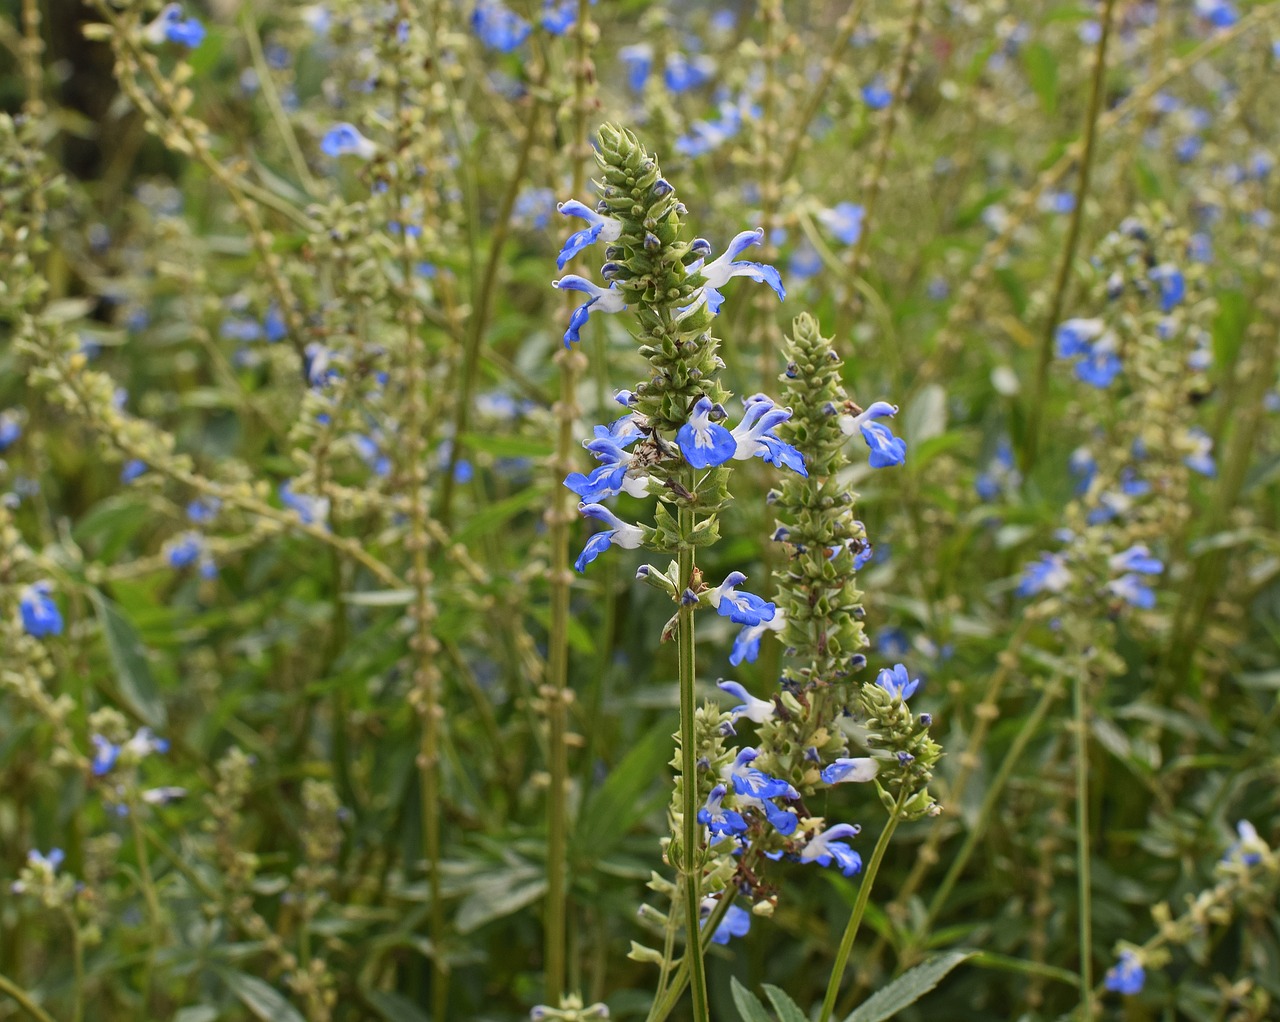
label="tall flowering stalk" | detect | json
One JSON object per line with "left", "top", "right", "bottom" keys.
{"left": 549, "top": 123, "right": 792, "bottom": 1021}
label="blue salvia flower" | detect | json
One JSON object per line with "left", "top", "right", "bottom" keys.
{"left": 1017, "top": 552, "right": 1071, "bottom": 597}
{"left": 676, "top": 396, "right": 736, "bottom": 469}
{"left": 724, "top": 750, "right": 800, "bottom": 836}
{"left": 820, "top": 757, "right": 880, "bottom": 785}
{"left": 716, "top": 680, "right": 775, "bottom": 724}
{"left": 696, "top": 784, "right": 748, "bottom": 837}
{"left": 303, "top": 342, "right": 338, "bottom": 387}
{"left": 143, "top": 3, "right": 206, "bottom": 48}
{"left": 1074, "top": 338, "right": 1122, "bottom": 389}
{"left": 730, "top": 395, "right": 807, "bottom": 475}
{"left": 279, "top": 481, "right": 330, "bottom": 526}
{"left": 551, "top": 275, "right": 627, "bottom": 347}
{"left": 91, "top": 735, "right": 120, "bottom": 776}
{"left": 573, "top": 503, "right": 649, "bottom": 572}
{"left": 839, "top": 401, "right": 906, "bottom": 468}
{"left": 1109, "top": 545, "right": 1163, "bottom": 576}
{"left": 540, "top": 0, "right": 583, "bottom": 35}
{"left": 799, "top": 823, "right": 863, "bottom": 876}
{"left": 728, "top": 610, "right": 786, "bottom": 667}
{"left": 166, "top": 531, "right": 203, "bottom": 569}
{"left": 555, "top": 200, "right": 623, "bottom": 269}
{"left": 619, "top": 43, "right": 653, "bottom": 91}
{"left": 1194, "top": 0, "right": 1239, "bottom": 27}
{"left": 701, "top": 898, "right": 751, "bottom": 945}
{"left": 0, "top": 410, "right": 21, "bottom": 450}
{"left": 11, "top": 848, "right": 65, "bottom": 894}
{"left": 876, "top": 663, "right": 920, "bottom": 702}
{"left": 690, "top": 229, "right": 785, "bottom": 314}
{"left": 1223, "top": 820, "right": 1265, "bottom": 866}
{"left": 1149, "top": 263, "right": 1186, "bottom": 312}
{"left": 1103, "top": 950, "right": 1145, "bottom": 995}
{"left": 320, "top": 123, "right": 378, "bottom": 160}
{"left": 1184, "top": 426, "right": 1216, "bottom": 477}
{"left": 1069, "top": 446, "right": 1096, "bottom": 494}
{"left": 707, "top": 572, "right": 775, "bottom": 626}
{"left": 121, "top": 459, "right": 148, "bottom": 483}
{"left": 861, "top": 77, "right": 892, "bottom": 109}
{"left": 19, "top": 582, "right": 63, "bottom": 638}
{"left": 1107, "top": 573, "right": 1157, "bottom": 609}
{"left": 471, "top": 0, "right": 531, "bottom": 51}
{"left": 818, "top": 202, "right": 865, "bottom": 245}
{"left": 664, "top": 52, "right": 715, "bottom": 93}
{"left": 1055, "top": 317, "right": 1106, "bottom": 357}
{"left": 187, "top": 497, "right": 221, "bottom": 524}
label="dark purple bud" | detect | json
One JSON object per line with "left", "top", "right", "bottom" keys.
{"left": 681, "top": 588, "right": 699, "bottom": 605}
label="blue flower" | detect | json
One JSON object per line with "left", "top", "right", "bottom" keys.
{"left": 166, "top": 532, "right": 203, "bottom": 568}
{"left": 19, "top": 582, "right": 63, "bottom": 638}
{"left": 691, "top": 229, "right": 785, "bottom": 314}
{"left": 1194, "top": 0, "right": 1239, "bottom": 27}
{"left": 1054, "top": 318, "right": 1105, "bottom": 358}
{"left": 540, "top": 0, "right": 578, "bottom": 34}
{"left": 877, "top": 663, "right": 920, "bottom": 702}
{"left": 303, "top": 342, "right": 339, "bottom": 387}
{"left": 840, "top": 401, "right": 906, "bottom": 468}
{"left": 564, "top": 462, "right": 629, "bottom": 504}
{"left": 143, "top": 4, "right": 206, "bottom": 48}
{"left": 1018, "top": 552, "right": 1071, "bottom": 597}
{"left": 701, "top": 899, "right": 751, "bottom": 945}
{"left": 1069, "top": 446, "right": 1096, "bottom": 494}
{"left": 1150, "top": 263, "right": 1185, "bottom": 312}
{"left": 664, "top": 53, "right": 715, "bottom": 93}
{"left": 708, "top": 571, "right": 775, "bottom": 626}
{"left": 800, "top": 823, "right": 863, "bottom": 876}
{"left": 862, "top": 78, "right": 892, "bottom": 109}
{"left": 1103, "top": 950, "right": 1145, "bottom": 995}
{"left": 1075, "top": 345, "right": 1123, "bottom": 388}
{"left": 187, "top": 497, "right": 221, "bottom": 524}
{"left": 726, "top": 748, "right": 797, "bottom": 800}
{"left": 676, "top": 397, "right": 737, "bottom": 469}
{"left": 280, "top": 481, "right": 330, "bottom": 526}
{"left": 29, "top": 847, "right": 64, "bottom": 872}
{"left": 1107, "top": 573, "right": 1156, "bottom": 609}
{"left": 716, "top": 680, "right": 775, "bottom": 724}
{"left": 551, "top": 275, "right": 627, "bottom": 347}
{"left": 573, "top": 503, "right": 648, "bottom": 572}
{"left": 1184, "top": 426, "right": 1216, "bottom": 477}
{"left": 555, "top": 200, "right": 623, "bottom": 269}
{"left": 1109, "top": 545, "right": 1163, "bottom": 575}
{"left": 0, "top": 410, "right": 21, "bottom": 450}
{"left": 90, "top": 735, "right": 121, "bottom": 776}
{"left": 818, "top": 202, "right": 865, "bottom": 245}
{"left": 730, "top": 395, "right": 807, "bottom": 475}
{"left": 1223, "top": 820, "right": 1265, "bottom": 866}
{"left": 320, "top": 123, "right": 378, "bottom": 159}
{"left": 471, "top": 1, "right": 531, "bottom": 51}
{"left": 820, "top": 757, "right": 880, "bottom": 785}
{"left": 729, "top": 610, "right": 786, "bottom": 667}
{"left": 619, "top": 43, "right": 653, "bottom": 91}
{"left": 697, "top": 784, "right": 748, "bottom": 837}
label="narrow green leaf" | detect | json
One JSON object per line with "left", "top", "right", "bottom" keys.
{"left": 841, "top": 951, "right": 976, "bottom": 1022}
{"left": 575, "top": 728, "right": 672, "bottom": 859}
{"left": 454, "top": 484, "right": 548, "bottom": 545}
{"left": 455, "top": 871, "right": 547, "bottom": 934}
{"left": 89, "top": 591, "right": 166, "bottom": 728}
{"left": 1022, "top": 42, "right": 1058, "bottom": 115}
{"left": 174, "top": 1008, "right": 219, "bottom": 1022}
{"left": 221, "top": 970, "right": 308, "bottom": 1022}
{"left": 460, "top": 431, "right": 554, "bottom": 460}
{"left": 730, "top": 976, "right": 773, "bottom": 1022}
{"left": 762, "top": 983, "right": 808, "bottom": 1022}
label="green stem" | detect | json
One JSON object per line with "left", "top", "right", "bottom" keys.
{"left": 1073, "top": 665, "right": 1094, "bottom": 1021}
{"left": 0, "top": 972, "right": 59, "bottom": 1022}
{"left": 818, "top": 791, "right": 909, "bottom": 1022}
{"left": 677, "top": 505, "right": 709, "bottom": 1022}
{"left": 1021, "top": 0, "right": 1116, "bottom": 472}
{"left": 65, "top": 913, "right": 83, "bottom": 1022}
{"left": 544, "top": 3, "right": 596, "bottom": 1004}
{"left": 916, "top": 677, "right": 1063, "bottom": 943}
{"left": 645, "top": 886, "right": 736, "bottom": 1022}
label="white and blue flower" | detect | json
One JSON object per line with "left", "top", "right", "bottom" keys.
{"left": 552, "top": 275, "right": 627, "bottom": 347}
{"left": 573, "top": 503, "right": 649, "bottom": 572}
{"left": 690, "top": 229, "right": 785, "bottom": 315}
{"left": 876, "top": 663, "right": 920, "bottom": 702}
{"left": 800, "top": 822, "right": 863, "bottom": 876}
{"left": 676, "top": 396, "right": 737, "bottom": 469}
{"left": 707, "top": 571, "right": 775, "bottom": 627}
{"left": 320, "top": 123, "right": 378, "bottom": 160}
{"left": 19, "top": 581, "right": 63, "bottom": 638}
{"left": 143, "top": 3, "right": 206, "bottom": 48}
{"left": 555, "top": 200, "right": 623, "bottom": 269}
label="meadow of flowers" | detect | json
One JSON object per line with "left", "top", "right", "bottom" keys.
{"left": 1, "top": 1, "right": 1278, "bottom": 1020}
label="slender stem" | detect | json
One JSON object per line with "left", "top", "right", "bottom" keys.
{"left": 818, "top": 791, "right": 909, "bottom": 1022}
{"left": 65, "top": 914, "right": 83, "bottom": 1022}
{"left": 1073, "top": 665, "right": 1094, "bottom": 1021}
{"left": 0, "top": 973, "right": 59, "bottom": 1022}
{"left": 240, "top": 10, "right": 318, "bottom": 196}
{"left": 1022, "top": 0, "right": 1116, "bottom": 472}
{"left": 543, "top": 2, "right": 596, "bottom": 1004}
{"left": 644, "top": 872, "right": 736, "bottom": 1022}
{"left": 917, "top": 677, "right": 1063, "bottom": 942}
{"left": 677, "top": 505, "right": 709, "bottom": 1022}
{"left": 20, "top": 0, "right": 42, "bottom": 120}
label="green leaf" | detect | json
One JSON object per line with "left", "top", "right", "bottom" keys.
{"left": 460, "top": 431, "right": 554, "bottom": 460}
{"left": 763, "top": 984, "right": 808, "bottom": 1022}
{"left": 455, "top": 870, "right": 547, "bottom": 934}
{"left": 730, "top": 977, "right": 773, "bottom": 1022}
{"left": 221, "top": 970, "right": 308, "bottom": 1022}
{"left": 575, "top": 728, "right": 672, "bottom": 860}
{"left": 1022, "top": 42, "right": 1058, "bottom": 115}
{"left": 365, "top": 991, "right": 432, "bottom": 1022}
{"left": 454, "top": 484, "right": 549, "bottom": 545}
{"left": 1211, "top": 289, "right": 1249, "bottom": 369}
{"left": 841, "top": 951, "right": 976, "bottom": 1022}
{"left": 89, "top": 591, "right": 166, "bottom": 728}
